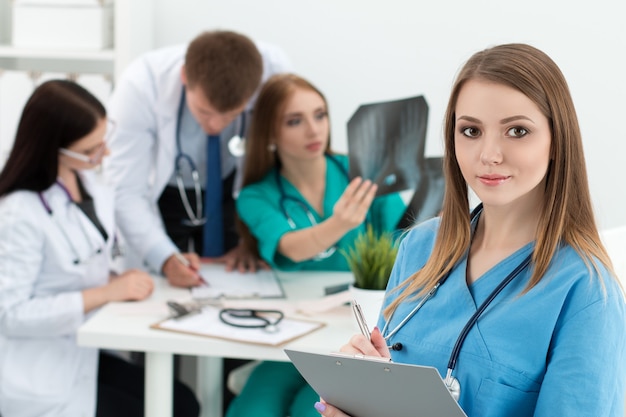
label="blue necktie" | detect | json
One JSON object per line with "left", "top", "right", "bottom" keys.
{"left": 203, "top": 135, "right": 224, "bottom": 256}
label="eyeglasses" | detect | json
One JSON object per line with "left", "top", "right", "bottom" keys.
{"left": 218, "top": 308, "right": 284, "bottom": 333}
{"left": 59, "top": 120, "right": 115, "bottom": 165}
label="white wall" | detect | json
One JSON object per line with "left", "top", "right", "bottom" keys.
{"left": 154, "top": 1, "right": 625, "bottom": 229}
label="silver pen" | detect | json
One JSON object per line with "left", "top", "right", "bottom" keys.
{"left": 351, "top": 300, "right": 371, "bottom": 340}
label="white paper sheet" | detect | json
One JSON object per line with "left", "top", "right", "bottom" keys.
{"left": 154, "top": 306, "right": 322, "bottom": 346}
{"left": 190, "top": 264, "right": 285, "bottom": 299}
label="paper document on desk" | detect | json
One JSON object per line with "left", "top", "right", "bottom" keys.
{"left": 191, "top": 264, "right": 285, "bottom": 299}
{"left": 152, "top": 306, "right": 323, "bottom": 346}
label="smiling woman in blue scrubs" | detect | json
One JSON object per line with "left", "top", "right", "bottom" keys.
{"left": 316, "top": 43, "right": 626, "bottom": 417}
{"left": 230, "top": 74, "right": 407, "bottom": 417}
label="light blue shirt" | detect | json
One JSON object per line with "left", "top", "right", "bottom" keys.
{"left": 166, "top": 101, "right": 246, "bottom": 189}
{"left": 380, "top": 217, "right": 626, "bottom": 417}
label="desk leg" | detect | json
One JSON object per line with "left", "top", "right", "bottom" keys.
{"left": 145, "top": 352, "right": 174, "bottom": 417}
{"left": 197, "top": 357, "right": 223, "bottom": 417}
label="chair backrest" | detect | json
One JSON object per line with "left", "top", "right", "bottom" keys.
{"left": 600, "top": 225, "right": 626, "bottom": 288}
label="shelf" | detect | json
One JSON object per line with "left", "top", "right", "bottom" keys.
{"left": 0, "top": 45, "right": 115, "bottom": 61}
{"left": 0, "top": 44, "right": 114, "bottom": 74}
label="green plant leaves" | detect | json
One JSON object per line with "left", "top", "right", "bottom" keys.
{"left": 341, "top": 224, "right": 399, "bottom": 290}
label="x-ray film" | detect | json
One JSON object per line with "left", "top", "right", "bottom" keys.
{"left": 347, "top": 95, "right": 444, "bottom": 225}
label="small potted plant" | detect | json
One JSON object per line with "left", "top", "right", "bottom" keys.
{"left": 342, "top": 225, "right": 400, "bottom": 326}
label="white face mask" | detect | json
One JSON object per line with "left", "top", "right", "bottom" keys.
{"left": 59, "top": 142, "right": 107, "bottom": 165}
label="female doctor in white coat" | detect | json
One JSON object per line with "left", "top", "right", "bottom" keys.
{"left": 0, "top": 81, "right": 196, "bottom": 417}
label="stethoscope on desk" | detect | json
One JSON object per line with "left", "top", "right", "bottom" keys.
{"left": 174, "top": 89, "right": 247, "bottom": 227}
{"left": 274, "top": 153, "right": 350, "bottom": 261}
{"left": 219, "top": 308, "right": 284, "bottom": 333}
{"left": 166, "top": 301, "right": 284, "bottom": 333}
{"left": 38, "top": 181, "right": 104, "bottom": 265}
{"left": 380, "top": 204, "right": 532, "bottom": 402}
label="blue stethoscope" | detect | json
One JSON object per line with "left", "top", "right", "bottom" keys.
{"left": 380, "top": 204, "right": 532, "bottom": 401}
{"left": 274, "top": 153, "right": 351, "bottom": 261}
{"left": 174, "top": 89, "right": 246, "bottom": 227}
{"left": 38, "top": 180, "right": 104, "bottom": 265}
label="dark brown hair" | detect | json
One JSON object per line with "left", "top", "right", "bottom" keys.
{"left": 184, "top": 30, "right": 263, "bottom": 112}
{"left": 0, "top": 80, "right": 105, "bottom": 197}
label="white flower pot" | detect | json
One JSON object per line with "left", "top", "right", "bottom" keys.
{"left": 348, "top": 285, "right": 386, "bottom": 332}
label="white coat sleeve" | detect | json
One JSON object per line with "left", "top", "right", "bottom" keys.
{"left": 0, "top": 197, "right": 84, "bottom": 338}
{"left": 104, "top": 58, "right": 178, "bottom": 272}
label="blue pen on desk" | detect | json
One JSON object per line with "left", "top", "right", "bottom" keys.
{"left": 174, "top": 253, "right": 209, "bottom": 286}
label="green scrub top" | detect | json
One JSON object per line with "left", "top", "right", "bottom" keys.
{"left": 236, "top": 154, "right": 406, "bottom": 271}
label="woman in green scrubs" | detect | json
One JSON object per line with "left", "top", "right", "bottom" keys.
{"left": 229, "top": 73, "right": 407, "bottom": 417}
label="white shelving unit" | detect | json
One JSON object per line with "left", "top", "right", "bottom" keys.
{"left": 0, "top": 0, "right": 154, "bottom": 167}
{"left": 0, "top": 0, "right": 154, "bottom": 78}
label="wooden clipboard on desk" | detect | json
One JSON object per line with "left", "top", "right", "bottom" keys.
{"left": 151, "top": 306, "right": 324, "bottom": 347}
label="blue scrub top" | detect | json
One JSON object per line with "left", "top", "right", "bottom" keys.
{"left": 236, "top": 154, "right": 406, "bottom": 271}
{"left": 379, "top": 217, "right": 626, "bottom": 417}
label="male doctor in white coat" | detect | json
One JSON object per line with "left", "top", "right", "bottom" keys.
{"left": 105, "top": 30, "right": 292, "bottom": 287}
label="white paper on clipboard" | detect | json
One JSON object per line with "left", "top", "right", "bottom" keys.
{"left": 152, "top": 306, "right": 323, "bottom": 346}
{"left": 285, "top": 349, "right": 468, "bottom": 417}
{"left": 190, "top": 264, "right": 285, "bottom": 299}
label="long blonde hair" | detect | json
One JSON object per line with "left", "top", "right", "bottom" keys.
{"left": 385, "top": 43, "right": 614, "bottom": 317}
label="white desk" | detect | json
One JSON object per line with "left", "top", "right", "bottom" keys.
{"left": 77, "top": 271, "right": 355, "bottom": 417}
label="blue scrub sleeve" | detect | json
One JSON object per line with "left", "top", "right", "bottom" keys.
{"left": 236, "top": 186, "right": 293, "bottom": 268}
{"left": 532, "top": 281, "right": 626, "bottom": 417}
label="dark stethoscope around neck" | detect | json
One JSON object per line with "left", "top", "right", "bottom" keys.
{"left": 38, "top": 180, "right": 104, "bottom": 265}
{"left": 174, "top": 89, "right": 246, "bottom": 227}
{"left": 274, "top": 153, "right": 350, "bottom": 261}
{"left": 380, "top": 204, "right": 533, "bottom": 402}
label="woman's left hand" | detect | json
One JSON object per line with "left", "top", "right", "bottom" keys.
{"left": 203, "top": 241, "right": 269, "bottom": 273}
{"left": 314, "top": 400, "right": 351, "bottom": 416}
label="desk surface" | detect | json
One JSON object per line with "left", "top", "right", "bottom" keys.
{"left": 77, "top": 271, "right": 356, "bottom": 362}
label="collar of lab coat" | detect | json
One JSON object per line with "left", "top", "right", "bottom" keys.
{"left": 40, "top": 171, "right": 115, "bottom": 249}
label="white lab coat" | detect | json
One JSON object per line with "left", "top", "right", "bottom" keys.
{"left": 104, "top": 40, "right": 293, "bottom": 272}
{"left": 0, "top": 171, "right": 115, "bottom": 417}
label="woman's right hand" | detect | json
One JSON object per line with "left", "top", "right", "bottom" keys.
{"left": 82, "top": 269, "right": 154, "bottom": 313}
{"left": 105, "top": 269, "right": 154, "bottom": 302}
{"left": 340, "top": 327, "right": 391, "bottom": 358}
{"left": 314, "top": 328, "right": 391, "bottom": 416}
{"left": 331, "top": 177, "right": 377, "bottom": 230}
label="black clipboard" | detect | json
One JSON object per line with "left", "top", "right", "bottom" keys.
{"left": 285, "top": 349, "right": 467, "bottom": 417}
